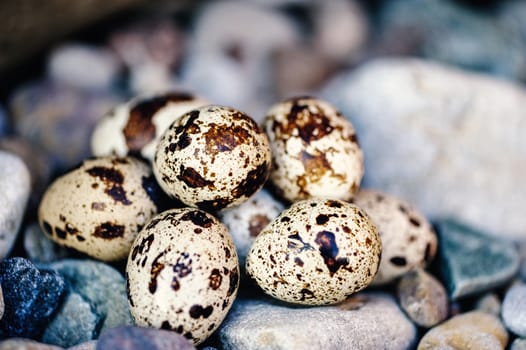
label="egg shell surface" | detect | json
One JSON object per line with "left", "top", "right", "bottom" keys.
{"left": 350, "top": 189, "right": 438, "bottom": 285}
{"left": 91, "top": 92, "right": 208, "bottom": 162}
{"left": 264, "top": 96, "right": 363, "bottom": 202}
{"left": 38, "top": 156, "right": 158, "bottom": 261}
{"left": 153, "top": 105, "right": 271, "bottom": 211}
{"left": 126, "top": 208, "right": 240, "bottom": 345}
{"left": 246, "top": 198, "right": 381, "bottom": 305}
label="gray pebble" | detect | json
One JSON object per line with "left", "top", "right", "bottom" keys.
{"left": 475, "top": 293, "right": 502, "bottom": 317}
{"left": 0, "top": 338, "right": 63, "bottom": 350}
{"left": 502, "top": 283, "right": 526, "bottom": 337}
{"left": 96, "top": 326, "right": 196, "bottom": 350}
{"left": 511, "top": 338, "right": 526, "bottom": 350}
{"left": 397, "top": 269, "right": 448, "bottom": 328}
{"left": 67, "top": 341, "right": 97, "bottom": 350}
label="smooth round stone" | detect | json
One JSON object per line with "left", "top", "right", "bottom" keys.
{"left": 418, "top": 311, "right": 508, "bottom": 350}
{"left": 351, "top": 189, "right": 437, "bottom": 285}
{"left": 397, "top": 269, "right": 448, "bottom": 328}
{"left": 0, "top": 338, "right": 64, "bottom": 349}
{"left": 96, "top": 326, "right": 196, "bottom": 350}
{"left": 0, "top": 151, "right": 31, "bottom": 259}
{"left": 511, "top": 338, "right": 526, "bottom": 350}
{"left": 475, "top": 293, "right": 502, "bottom": 317}
{"left": 67, "top": 341, "right": 97, "bottom": 350}
{"left": 0, "top": 257, "right": 66, "bottom": 338}
{"left": 502, "top": 283, "right": 526, "bottom": 337}
{"left": 47, "top": 44, "right": 121, "bottom": 90}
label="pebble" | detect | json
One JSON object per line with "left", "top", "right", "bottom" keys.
{"left": 218, "top": 293, "right": 416, "bottom": 350}
{"left": 0, "top": 284, "right": 4, "bottom": 321}
{"left": 47, "top": 44, "right": 121, "bottom": 91}
{"left": 475, "top": 293, "right": 501, "bottom": 317}
{"left": 0, "top": 151, "right": 31, "bottom": 259}
{"left": 67, "top": 341, "right": 97, "bottom": 350}
{"left": 23, "top": 223, "right": 71, "bottom": 263}
{"left": 0, "top": 257, "right": 66, "bottom": 339}
{"left": 502, "top": 283, "right": 526, "bottom": 337}
{"left": 42, "top": 292, "right": 100, "bottom": 348}
{"left": 436, "top": 219, "right": 519, "bottom": 299}
{"left": 44, "top": 260, "right": 132, "bottom": 334}
{"left": 322, "top": 58, "right": 526, "bottom": 239}
{"left": 350, "top": 189, "right": 437, "bottom": 285}
{"left": 96, "top": 326, "right": 196, "bottom": 350}
{"left": 0, "top": 338, "right": 63, "bottom": 350}
{"left": 418, "top": 311, "right": 508, "bottom": 350}
{"left": 518, "top": 241, "right": 526, "bottom": 281}
{"left": 377, "top": 0, "right": 526, "bottom": 80}
{"left": 511, "top": 338, "right": 526, "bottom": 350}
{"left": 397, "top": 269, "right": 448, "bottom": 328}
{"left": 9, "top": 81, "right": 123, "bottom": 170}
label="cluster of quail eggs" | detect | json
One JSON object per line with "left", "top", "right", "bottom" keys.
{"left": 38, "top": 93, "right": 437, "bottom": 345}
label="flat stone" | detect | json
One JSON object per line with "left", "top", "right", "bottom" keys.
{"left": 218, "top": 293, "right": 416, "bottom": 350}
{"left": 511, "top": 338, "right": 526, "bottom": 350}
{"left": 42, "top": 292, "right": 100, "bottom": 348}
{"left": 475, "top": 293, "right": 501, "bottom": 317}
{"left": 436, "top": 219, "right": 519, "bottom": 299}
{"left": 67, "top": 341, "right": 97, "bottom": 350}
{"left": 322, "top": 58, "right": 526, "bottom": 239}
{"left": 44, "top": 260, "right": 133, "bottom": 334}
{"left": 96, "top": 326, "right": 196, "bottom": 350}
{"left": 23, "top": 223, "right": 71, "bottom": 263}
{"left": 0, "top": 338, "right": 63, "bottom": 350}
{"left": 418, "top": 311, "right": 508, "bottom": 350}
{"left": 0, "top": 150, "right": 31, "bottom": 259}
{"left": 0, "top": 257, "right": 66, "bottom": 339}
{"left": 502, "top": 283, "right": 526, "bottom": 337}
{"left": 397, "top": 269, "right": 448, "bottom": 327}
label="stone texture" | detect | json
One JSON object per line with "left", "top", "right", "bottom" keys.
{"left": 23, "top": 223, "right": 71, "bottom": 263}
{"left": 44, "top": 260, "right": 133, "bottom": 334}
{"left": 42, "top": 292, "right": 100, "bottom": 348}
{"left": 475, "top": 293, "right": 501, "bottom": 317}
{"left": 436, "top": 219, "right": 519, "bottom": 299}
{"left": 502, "top": 283, "right": 526, "bottom": 337}
{"left": 0, "top": 338, "right": 63, "bottom": 350}
{"left": 96, "top": 326, "right": 196, "bottom": 350}
{"left": 418, "top": 311, "right": 508, "bottom": 350}
{"left": 219, "top": 293, "right": 416, "bottom": 350}
{"left": 377, "top": 0, "right": 526, "bottom": 80}
{"left": 67, "top": 341, "right": 96, "bottom": 350}
{"left": 322, "top": 58, "right": 526, "bottom": 239}
{"left": 0, "top": 258, "right": 66, "bottom": 339}
{"left": 397, "top": 269, "right": 448, "bottom": 327}
{"left": 511, "top": 338, "right": 526, "bottom": 350}
{"left": 0, "top": 151, "right": 31, "bottom": 259}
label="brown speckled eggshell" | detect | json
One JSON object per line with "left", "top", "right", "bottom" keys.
{"left": 153, "top": 105, "right": 272, "bottom": 211}
{"left": 91, "top": 92, "right": 208, "bottom": 162}
{"left": 38, "top": 156, "right": 158, "bottom": 261}
{"left": 264, "top": 96, "right": 363, "bottom": 202}
{"left": 350, "top": 189, "right": 438, "bottom": 285}
{"left": 126, "top": 208, "right": 240, "bottom": 345}
{"left": 245, "top": 198, "right": 381, "bottom": 305}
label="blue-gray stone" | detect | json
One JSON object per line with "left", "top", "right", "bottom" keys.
{"left": 0, "top": 257, "right": 66, "bottom": 339}
{"left": 44, "top": 260, "right": 132, "bottom": 334}
{"left": 436, "top": 219, "right": 519, "bottom": 299}
{"left": 42, "top": 292, "right": 101, "bottom": 348}
{"left": 96, "top": 326, "right": 196, "bottom": 350}
{"left": 218, "top": 293, "right": 416, "bottom": 350}
{"left": 511, "top": 338, "right": 526, "bottom": 350}
{"left": 502, "top": 283, "right": 526, "bottom": 337}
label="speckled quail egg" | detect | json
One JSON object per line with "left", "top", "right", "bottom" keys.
{"left": 350, "top": 189, "right": 437, "bottom": 285}
{"left": 263, "top": 96, "right": 363, "bottom": 202}
{"left": 219, "top": 188, "right": 284, "bottom": 269}
{"left": 38, "top": 156, "right": 160, "bottom": 261}
{"left": 246, "top": 198, "right": 381, "bottom": 305}
{"left": 126, "top": 208, "right": 239, "bottom": 345}
{"left": 91, "top": 92, "right": 208, "bottom": 162}
{"left": 153, "top": 105, "right": 272, "bottom": 211}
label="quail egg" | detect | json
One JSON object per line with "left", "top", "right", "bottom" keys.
{"left": 153, "top": 105, "right": 272, "bottom": 211}
{"left": 126, "top": 208, "right": 239, "bottom": 345}
{"left": 350, "top": 189, "right": 437, "bottom": 285}
{"left": 91, "top": 92, "right": 208, "bottom": 162}
{"left": 246, "top": 198, "right": 381, "bottom": 305}
{"left": 38, "top": 156, "right": 159, "bottom": 261}
{"left": 264, "top": 96, "right": 363, "bottom": 202}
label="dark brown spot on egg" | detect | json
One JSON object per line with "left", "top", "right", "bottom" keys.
{"left": 248, "top": 214, "right": 270, "bottom": 237}
{"left": 172, "top": 110, "right": 201, "bottom": 151}
{"left": 288, "top": 233, "right": 313, "bottom": 253}
{"left": 314, "top": 230, "right": 349, "bottom": 276}
{"left": 161, "top": 321, "right": 173, "bottom": 330}
{"left": 189, "top": 304, "right": 213, "bottom": 319}
{"left": 326, "top": 200, "right": 342, "bottom": 208}
{"left": 55, "top": 227, "right": 67, "bottom": 239}
{"left": 180, "top": 210, "right": 213, "bottom": 228}
{"left": 196, "top": 197, "right": 233, "bottom": 212}
{"left": 409, "top": 216, "right": 421, "bottom": 227}
{"left": 209, "top": 268, "right": 222, "bottom": 290}
{"left": 424, "top": 242, "right": 434, "bottom": 263}
{"left": 227, "top": 268, "right": 239, "bottom": 297}
{"left": 86, "top": 166, "right": 131, "bottom": 205}
{"left": 131, "top": 233, "right": 155, "bottom": 261}
{"left": 316, "top": 214, "right": 330, "bottom": 225}
{"left": 204, "top": 123, "right": 251, "bottom": 156}
{"left": 294, "top": 257, "right": 304, "bottom": 267}
{"left": 231, "top": 162, "right": 270, "bottom": 199}
{"left": 300, "top": 288, "right": 315, "bottom": 301}
{"left": 125, "top": 273, "right": 134, "bottom": 307}
{"left": 149, "top": 252, "right": 166, "bottom": 294}
{"left": 224, "top": 247, "right": 231, "bottom": 259}
{"left": 390, "top": 256, "right": 407, "bottom": 266}
{"left": 177, "top": 165, "right": 214, "bottom": 188}
{"left": 42, "top": 221, "right": 52, "bottom": 236}
{"left": 93, "top": 222, "right": 125, "bottom": 239}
